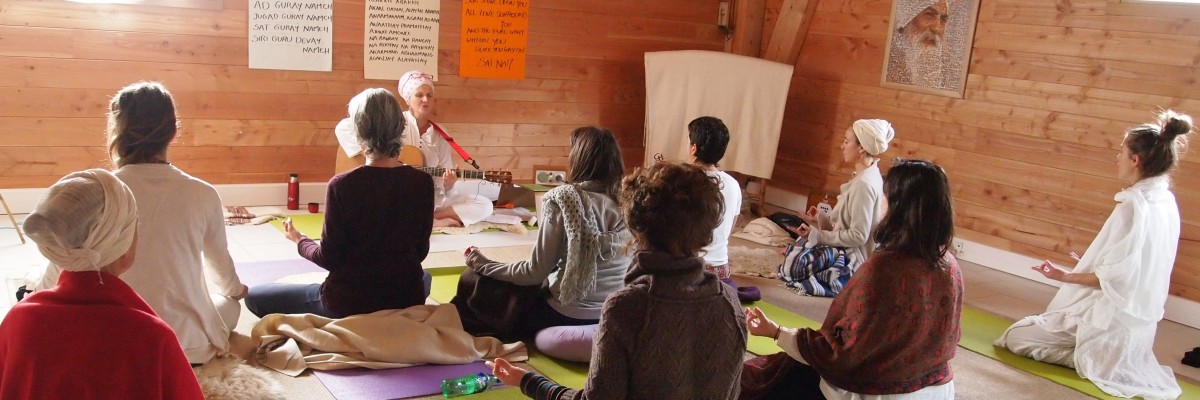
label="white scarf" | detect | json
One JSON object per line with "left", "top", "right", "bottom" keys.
{"left": 544, "top": 184, "right": 601, "bottom": 304}
{"left": 25, "top": 169, "right": 138, "bottom": 272}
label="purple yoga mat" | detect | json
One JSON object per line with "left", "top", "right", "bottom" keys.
{"left": 313, "top": 362, "right": 494, "bottom": 400}
{"left": 235, "top": 259, "right": 324, "bottom": 286}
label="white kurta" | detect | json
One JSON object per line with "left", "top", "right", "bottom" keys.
{"left": 700, "top": 170, "right": 742, "bottom": 267}
{"left": 402, "top": 111, "right": 493, "bottom": 225}
{"left": 805, "top": 163, "right": 885, "bottom": 269}
{"left": 998, "top": 175, "right": 1182, "bottom": 400}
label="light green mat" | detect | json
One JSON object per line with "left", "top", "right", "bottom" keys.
{"left": 266, "top": 213, "right": 538, "bottom": 240}
{"left": 268, "top": 213, "right": 325, "bottom": 240}
{"left": 526, "top": 348, "right": 589, "bottom": 389}
{"left": 429, "top": 266, "right": 468, "bottom": 304}
{"left": 519, "top": 183, "right": 552, "bottom": 193}
{"left": 744, "top": 301, "right": 821, "bottom": 356}
{"left": 959, "top": 307, "right": 1200, "bottom": 400}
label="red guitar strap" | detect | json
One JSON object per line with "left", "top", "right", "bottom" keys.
{"left": 430, "top": 121, "right": 481, "bottom": 170}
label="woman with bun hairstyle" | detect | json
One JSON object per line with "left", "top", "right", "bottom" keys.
{"left": 996, "top": 110, "right": 1192, "bottom": 399}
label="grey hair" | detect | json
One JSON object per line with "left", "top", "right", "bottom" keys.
{"left": 347, "top": 88, "right": 405, "bottom": 159}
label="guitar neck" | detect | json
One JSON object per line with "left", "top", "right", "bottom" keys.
{"left": 417, "top": 166, "right": 488, "bottom": 180}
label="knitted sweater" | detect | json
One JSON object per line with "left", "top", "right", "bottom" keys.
{"left": 519, "top": 251, "right": 747, "bottom": 400}
{"left": 794, "top": 250, "right": 963, "bottom": 394}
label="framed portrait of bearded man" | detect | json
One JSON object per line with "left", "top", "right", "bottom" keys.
{"left": 881, "top": 0, "right": 981, "bottom": 98}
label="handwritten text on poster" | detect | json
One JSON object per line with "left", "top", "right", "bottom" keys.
{"left": 460, "top": 0, "right": 529, "bottom": 80}
{"left": 364, "top": 0, "right": 441, "bottom": 80}
{"left": 249, "top": 0, "right": 333, "bottom": 71}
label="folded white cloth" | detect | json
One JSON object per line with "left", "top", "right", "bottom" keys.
{"left": 731, "top": 217, "right": 793, "bottom": 247}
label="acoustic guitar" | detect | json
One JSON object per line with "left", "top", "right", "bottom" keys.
{"left": 400, "top": 145, "right": 512, "bottom": 184}
{"left": 333, "top": 145, "right": 511, "bottom": 184}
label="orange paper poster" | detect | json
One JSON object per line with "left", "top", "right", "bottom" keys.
{"left": 460, "top": 0, "right": 529, "bottom": 80}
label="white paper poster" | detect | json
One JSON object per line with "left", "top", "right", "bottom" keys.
{"left": 364, "top": 0, "right": 441, "bottom": 80}
{"left": 249, "top": 0, "right": 333, "bottom": 71}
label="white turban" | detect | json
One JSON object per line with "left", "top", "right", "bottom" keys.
{"left": 24, "top": 169, "right": 138, "bottom": 272}
{"left": 896, "top": 0, "right": 942, "bottom": 31}
{"left": 397, "top": 70, "right": 434, "bottom": 100}
{"left": 852, "top": 119, "right": 896, "bottom": 156}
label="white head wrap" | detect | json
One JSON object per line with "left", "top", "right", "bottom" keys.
{"left": 24, "top": 169, "right": 138, "bottom": 272}
{"left": 852, "top": 119, "right": 896, "bottom": 156}
{"left": 897, "top": 0, "right": 942, "bottom": 31}
{"left": 397, "top": 70, "right": 434, "bottom": 100}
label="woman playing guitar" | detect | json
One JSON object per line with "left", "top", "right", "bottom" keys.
{"left": 398, "top": 70, "right": 495, "bottom": 228}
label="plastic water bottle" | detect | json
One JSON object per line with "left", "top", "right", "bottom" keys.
{"left": 441, "top": 373, "right": 500, "bottom": 398}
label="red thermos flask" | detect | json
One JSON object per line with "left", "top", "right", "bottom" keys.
{"left": 287, "top": 173, "right": 300, "bottom": 210}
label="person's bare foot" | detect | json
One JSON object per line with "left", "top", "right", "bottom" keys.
{"left": 433, "top": 218, "right": 461, "bottom": 227}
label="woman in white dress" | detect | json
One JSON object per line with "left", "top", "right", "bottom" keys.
{"left": 35, "top": 82, "right": 248, "bottom": 365}
{"left": 397, "top": 70, "right": 494, "bottom": 227}
{"left": 996, "top": 110, "right": 1192, "bottom": 400}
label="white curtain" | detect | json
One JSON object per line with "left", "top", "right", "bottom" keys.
{"left": 643, "top": 50, "right": 793, "bottom": 178}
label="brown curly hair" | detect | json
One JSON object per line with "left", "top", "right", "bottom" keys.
{"left": 620, "top": 162, "right": 724, "bottom": 257}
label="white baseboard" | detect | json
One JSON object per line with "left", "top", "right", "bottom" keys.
{"left": 1, "top": 183, "right": 330, "bottom": 214}
{"left": 955, "top": 237, "right": 1200, "bottom": 329}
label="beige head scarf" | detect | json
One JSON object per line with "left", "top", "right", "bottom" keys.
{"left": 24, "top": 169, "right": 138, "bottom": 272}
{"left": 852, "top": 119, "right": 896, "bottom": 156}
{"left": 397, "top": 70, "right": 434, "bottom": 100}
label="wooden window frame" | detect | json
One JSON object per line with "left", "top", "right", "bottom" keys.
{"left": 1107, "top": 0, "right": 1200, "bottom": 18}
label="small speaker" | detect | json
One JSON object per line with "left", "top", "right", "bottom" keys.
{"left": 533, "top": 166, "right": 566, "bottom": 186}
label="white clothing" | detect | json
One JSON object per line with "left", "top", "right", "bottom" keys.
{"left": 402, "top": 111, "right": 493, "bottom": 226}
{"left": 402, "top": 110, "right": 455, "bottom": 170}
{"left": 37, "top": 164, "right": 245, "bottom": 364}
{"left": 997, "top": 175, "right": 1182, "bottom": 400}
{"left": 701, "top": 170, "right": 742, "bottom": 266}
{"left": 778, "top": 328, "right": 955, "bottom": 399}
{"left": 805, "top": 163, "right": 884, "bottom": 268}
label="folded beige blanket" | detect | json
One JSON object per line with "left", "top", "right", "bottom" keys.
{"left": 251, "top": 304, "right": 528, "bottom": 376}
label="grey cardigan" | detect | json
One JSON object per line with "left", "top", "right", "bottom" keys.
{"left": 469, "top": 181, "right": 633, "bottom": 320}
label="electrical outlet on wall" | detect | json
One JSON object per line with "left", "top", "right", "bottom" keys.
{"left": 952, "top": 239, "right": 966, "bottom": 257}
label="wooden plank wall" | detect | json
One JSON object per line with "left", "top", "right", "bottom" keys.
{"left": 0, "top": 0, "right": 725, "bottom": 188}
{"left": 762, "top": 0, "right": 1200, "bottom": 302}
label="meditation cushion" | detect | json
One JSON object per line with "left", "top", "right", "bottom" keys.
{"left": 535, "top": 324, "right": 599, "bottom": 363}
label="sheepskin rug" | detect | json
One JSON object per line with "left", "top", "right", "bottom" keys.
{"left": 729, "top": 245, "right": 784, "bottom": 278}
{"left": 193, "top": 355, "right": 285, "bottom": 400}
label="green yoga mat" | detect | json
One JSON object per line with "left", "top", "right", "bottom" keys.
{"left": 428, "top": 266, "right": 468, "bottom": 304}
{"left": 744, "top": 301, "right": 822, "bottom": 356}
{"left": 268, "top": 213, "right": 325, "bottom": 240}
{"left": 959, "top": 307, "right": 1200, "bottom": 400}
{"left": 526, "top": 348, "right": 589, "bottom": 389}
